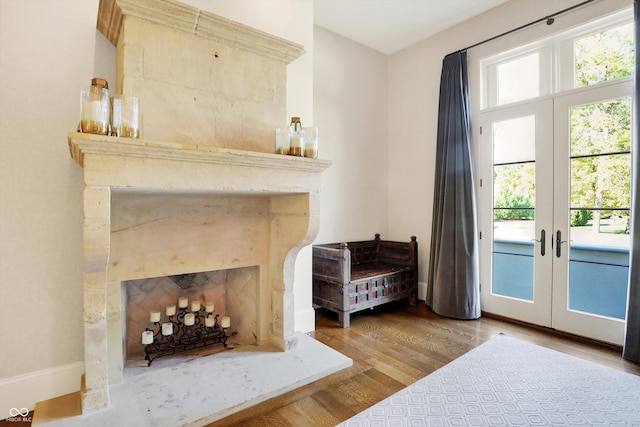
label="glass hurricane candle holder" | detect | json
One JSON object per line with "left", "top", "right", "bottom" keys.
{"left": 80, "top": 78, "right": 110, "bottom": 135}
{"left": 303, "top": 126, "right": 318, "bottom": 159}
{"left": 110, "top": 95, "right": 139, "bottom": 138}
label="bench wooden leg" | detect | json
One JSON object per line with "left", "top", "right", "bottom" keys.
{"left": 338, "top": 311, "right": 350, "bottom": 328}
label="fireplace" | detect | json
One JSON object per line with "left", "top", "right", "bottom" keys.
{"left": 71, "top": 135, "right": 330, "bottom": 414}
{"left": 70, "top": 0, "right": 331, "bottom": 415}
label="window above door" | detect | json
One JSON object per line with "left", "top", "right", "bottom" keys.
{"left": 481, "top": 8, "right": 633, "bottom": 110}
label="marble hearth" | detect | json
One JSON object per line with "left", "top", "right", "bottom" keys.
{"left": 66, "top": 0, "right": 333, "bottom": 416}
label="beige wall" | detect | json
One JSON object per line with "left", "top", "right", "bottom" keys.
{"left": 0, "top": 0, "right": 114, "bottom": 412}
{"left": 313, "top": 26, "right": 389, "bottom": 244}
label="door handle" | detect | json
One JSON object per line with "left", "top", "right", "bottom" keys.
{"left": 556, "top": 230, "right": 566, "bottom": 258}
{"left": 533, "top": 229, "right": 546, "bottom": 256}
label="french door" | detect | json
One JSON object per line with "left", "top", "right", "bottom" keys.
{"left": 479, "top": 81, "right": 631, "bottom": 345}
{"left": 479, "top": 99, "right": 554, "bottom": 328}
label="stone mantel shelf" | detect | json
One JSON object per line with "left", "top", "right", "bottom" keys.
{"left": 69, "top": 132, "right": 332, "bottom": 193}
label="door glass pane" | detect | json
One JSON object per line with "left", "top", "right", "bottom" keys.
{"left": 492, "top": 116, "right": 536, "bottom": 301}
{"left": 568, "top": 97, "right": 631, "bottom": 319}
{"left": 493, "top": 116, "right": 536, "bottom": 164}
{"left": 497, "top": 53, "right": 539, "bottom": 105}
{"left": 574, "top": 23, "right": 634, "bottom": 88}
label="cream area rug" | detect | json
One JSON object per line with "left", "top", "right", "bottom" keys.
{"left": 338, "top": 334, "right": 640, "bottom": 426}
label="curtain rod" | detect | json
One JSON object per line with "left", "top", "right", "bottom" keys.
{"left": 457, "top": 0, "right": 596, "bottom": 53}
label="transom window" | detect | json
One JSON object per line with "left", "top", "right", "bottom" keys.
{"left": 482, "top": 9, "right": 633, "bottom": 109}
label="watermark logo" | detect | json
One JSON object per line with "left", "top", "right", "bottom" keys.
{"left": 6, "top": 408, "right": 32, "bottom": 423}
{"left": 9, "top": 408, "right": 28, "bottom": 417}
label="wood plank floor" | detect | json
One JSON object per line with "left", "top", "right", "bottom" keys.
{"left": 207, "top": 302, "right": 640, "bottom": 427}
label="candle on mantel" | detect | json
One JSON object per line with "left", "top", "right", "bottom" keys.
{"left": 149, "top": 311, "right": 161, "bottom": 323}
{"left": 184, "top": 313, "right": 195, "bottom": 326}
{"left": 191, "top": 300, "right": 201, "bottom": 312}
{"left": 289, "top": 133, "right": 303, "bottom": 156}
{"left": 178, "top": 297, "right": 189, "bottom": 308}
{"left": 205, "top": 316, "right": 215, "bottom": 327}
{"left": 220, "top": 316, "right": 231, "bottom": 328}
{"left": 162, "top": 322, "right": 173, "bottom": 336}
{"left": 166, "top": 305, "right": 176, "bottom": 316}
{"left": 142, "top": 330, "right": 153, "bottom": 345}
{"left": 205, "top": 302, "right": 215, "bottom": 313}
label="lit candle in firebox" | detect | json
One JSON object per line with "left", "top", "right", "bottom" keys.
{"left": 166, "top": 305, "right": 176, "bottom": 316}
{"left": 205, "top": 316, "right": 215, "bottom": 327}
{"left": 220, "top": 316, "right": 231, "bottom": 328}
{"left": 162, "top": 322, "right": 173, "bottom": 336}
{"left": 142, "top": 330, "right": 153, "bottom": 345}
{"left": 191, "top": 300, "right": 201, "bottom": 312}
{"left": 150, "top": 311, "right": 161, "bottom": 323}
{"left": 205, "top": 302, "right": 215, "bottom": 313}
{"left": 178, "top": 297, "right": 188, "bottom": 308}
{"left": 184, "top": 313, "right": 195, "bottom": 326}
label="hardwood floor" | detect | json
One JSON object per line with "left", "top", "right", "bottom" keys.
{"left": 207, "top": 302, "right": 640, "bottom": 427}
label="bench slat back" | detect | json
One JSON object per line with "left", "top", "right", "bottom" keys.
{"left": 378, "top": 240, "right": 417, "bottom": 267}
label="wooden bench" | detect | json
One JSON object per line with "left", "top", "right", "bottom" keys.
{"left": 312, "top": 234, "right": 418, "bottom": 327}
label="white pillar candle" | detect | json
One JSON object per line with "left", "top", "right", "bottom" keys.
{"left": 220, "top": 316, "right": 231, "bottom": 328}
{"left": 205, "top": 316, "right": 215, "bottom": 327}
{"left": 184, "top": 313, "right": 195, "bottom": 326}
{"left": 178, "top": 297, "right": 189, "bottom": 308}
{"left": 81, "top": 100, "right": 103, "bottom": 122}
{"left": 288, "top": 131, "right": 303, "bottom": 157}
{"left": 161, "top": 322, "right": 173, "bottom": 336}
{"left": 205, "top": 302, "right": 215, "bottom": 313}
{"left": 149, "top": 311, "right": 161, "bottom": 323}
{"left": 191, "top": 300, "right": 201, "bottom": 312}
{"left": 142, "top": 330, "right": 154, "bottom": 345}
{"left": 290, "top": 134, "right": 303, "bottom": 149}
{"left": 166, "top": 305, "right": 176, "bottom": 316}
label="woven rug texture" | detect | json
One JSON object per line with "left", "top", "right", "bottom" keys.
{"left": 338, "top": 334, "right": 640, "bottom": 426}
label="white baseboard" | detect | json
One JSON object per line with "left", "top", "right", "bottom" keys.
{"left": 295, "top": 307, "right": 316, "bottom": 334}
{"left": 0, "top": 362, "right": 83, "bottom": 419}
{"left": 418, "top": 281, "right": 427, "bottom": 302}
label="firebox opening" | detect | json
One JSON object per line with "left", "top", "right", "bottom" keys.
{"left": 122, "top": 266, "right": 259, "bottom": 374}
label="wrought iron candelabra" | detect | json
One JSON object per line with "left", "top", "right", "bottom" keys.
{"left": 143, "top": 306, "right": 229, "bottom": 366}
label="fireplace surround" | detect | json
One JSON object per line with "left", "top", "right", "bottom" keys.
{"left": 71, "top": 0, "right": 331, "bottom": 414}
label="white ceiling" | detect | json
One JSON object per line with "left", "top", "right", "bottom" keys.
{"left": 314, "top": 0, "right": 509, "bottom": 55}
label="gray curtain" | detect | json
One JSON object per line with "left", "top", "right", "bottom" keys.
{"left": 426, "top": 51, "right": 481, "bottom": 320}
{"left": 623, "top": 0, "right": 640, "bottom": 362}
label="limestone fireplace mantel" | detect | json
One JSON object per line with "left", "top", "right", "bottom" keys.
{"left": 70, "top": 132, "right": 331, "bottom": 413}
